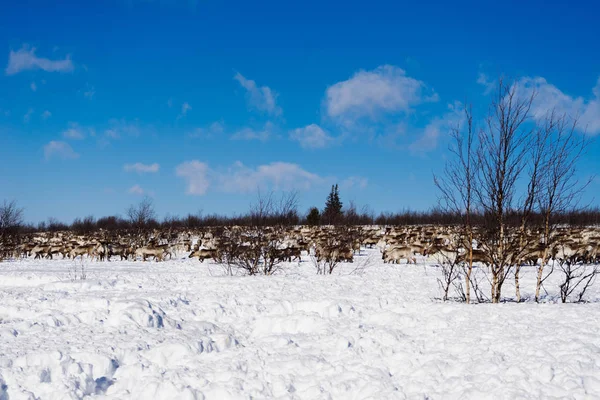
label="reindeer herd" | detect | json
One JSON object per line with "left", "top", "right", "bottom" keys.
{"left": 1, "top": 225, "right": 600, "bottom": 269}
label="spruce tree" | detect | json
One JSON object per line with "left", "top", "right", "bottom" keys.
{"left": 306, "top": 207, "right": 321, "bottom": 226}
{"left": 323, "top": 184, "right": 343, "bottom": 225}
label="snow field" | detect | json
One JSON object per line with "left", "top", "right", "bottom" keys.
{"left": 0, "top": 249, "right": 599, "bottom": 399}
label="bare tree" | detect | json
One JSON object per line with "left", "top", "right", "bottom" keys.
{"left": 512, "top": 110, "right": 551, "bottom": 302}
{"left": 474, "top": 78, "right": 537, "bottom": 303}
{"left": 0, "top": 200, "right": 24, "bottom": 237}
{"left": 275, "top": 190, "right": 300, "bottom": 226}
{"left": 434, "top": 105, "right": 477, "bottom": 303}
{"left": 0, "top": 200, "right": 24, "bottom": 260}
{"left": 535, "top": 112, "right": 591, "bottom": 302}
{"left": 126, "top": 196, "right": 156, "bottom": 230}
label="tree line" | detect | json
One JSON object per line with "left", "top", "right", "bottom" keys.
{"left": 1, "top": 195, "right": 599, "bottom": 237}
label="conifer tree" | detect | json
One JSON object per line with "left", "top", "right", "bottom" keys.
{"left": 306, "top": 207, "right": 321, "bottom": 226}
{"left": 323, "top": 184, "right": 343, "bottom": 225}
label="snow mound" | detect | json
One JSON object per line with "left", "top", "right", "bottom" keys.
{"left": 107, "top": 300, "right": 169, "bottom": 329}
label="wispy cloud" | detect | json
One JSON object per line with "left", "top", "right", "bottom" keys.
{"left": 325, "top": 65, "right": 438, "bottom": 126}
{"left": 218, "top": 161, "right": 323, "bottom": 194}
{"left": 289, "top": 124, "right": 333, "bottom": 149}
{"left": 5, "top": 45, "right": 74, "bottom": 75}
{"left": 23, "top": 108, "right": 34, "bottom": 123}
{"left": 178, "top": 102, "right": 192, "bottom": 119}
{"left": 43, "top": 141, "right": 79, "bottom": 160}
{"left": 30, "top": 82, "right": 37, "bottom": 92}
{"left": 128, "top": 184, "right": 145, "bottom": 195}
{"left": 124, "top": 162, "right": 160, "bottom": 174}
{"left": 188, "top": 121, "right": 224, "bottom": 139}
{"left": 175, "top": 161, "right": 211, "bottom": 195}
{"left": 104, "top": 118, "right": 141, "bottom": 139}
{"left": 340, "top": 176, "right": 369, "bottom": 190}
{"left": 409, "top": 102, "right": 464, "bottom": 153}
{"left": 231, "top": 121, "right": 275, "bottom": 142}
{"left": 175, "top": 160, "right": 325, "bottom": 195}
{"left": 41, "top": 110, "right": 52, "bottom": 120}
{"left": 476, "top": 72, "right": 495, "bottom": 95}
{"left": 234, "top": 72, "right": 282, "bottom": 116}
{"left": 62, "top": 123, "right": 87, "bottom": 140}
{"left": 82, "top": 83, "right": 95, "bottom": 99}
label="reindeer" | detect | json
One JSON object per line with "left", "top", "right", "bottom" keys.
{"left": 188, "top": 248, "right": 216, "bottom": 263}
{"left": 382, "top": 246, "right": 417, "bottom": 264}
{"left": 135, "top": 246, "right": 165, "bottom": 262}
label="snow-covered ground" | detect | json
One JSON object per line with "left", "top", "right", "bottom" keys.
{"left": 1, "top": 249, "right": 599, "bottom": 399}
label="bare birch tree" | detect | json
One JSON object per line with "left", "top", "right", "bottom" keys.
{"left": 512, "top": 114, "right": 550, "bottom": 302}
{"left": 535, "top": 112, "right": 591, "bottom": 302}
{"left": 475, "top": 78, "right": 536, "bottom": 303}
{"left": 434, "top": 105, "right": 477, "bottom": 303}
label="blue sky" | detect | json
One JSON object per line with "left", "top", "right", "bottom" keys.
{"left": 1, "top": 0, "right": 599, "bottom": 223}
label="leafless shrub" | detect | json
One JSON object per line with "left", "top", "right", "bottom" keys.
{"left": 558, "top": 262, "right": 599, "bottom": 303}
{"left": 0, "top": 200, "right": 24, "bottom": 261}
{"left": 225, "top": 226, "right": 285, "bottom": 276}
{"left": 434, "top": 249, "right": 463, "bottom": 302}
{"left": 67, "top": 258, "right": 87, "bottom": 281}
{"left": 348, "top": 253, "right": 374, "bottom": 276}
{"left": 454, "top": 264, "right": 489, "bottom": 303}
{"left": 126, "top": 196, "right": 156, "bottom": 231}
{"left": 71, "top": 215, "right": 96, "bottom": 234}
{"left": 311, "top": 227, "right": 353, "bottom": 275}
{"left": 311, "top": 253, "right": 341, "bottom": 275}
{"left": 224, "top": 190, "right": 291, "bottom": 276}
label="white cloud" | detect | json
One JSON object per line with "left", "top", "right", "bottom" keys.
{"left": 476, "top": 73, "right": 495, "bottom": 95}
{"left": 128, "top": 185, "right": 145, "bottom": 195}
{"left": 217, "top": 161, "right": 323, "bottom": 193}
{"left": 43, "top": 141, "right": 79, "bottom": 160}
{"left": 83, "top": 84, "right": 95, "bottom": 99}
{"left": 104, "top": 119, "right": 140, "bottom": 139}
{"left": 62, "top": 123, "right": 86, "bottom": 140}
{"left": 41, "top": 110, "right": 52, "bottom": 120}
{"left": 325, "top": 65, "right": 438, "bottom": 125}
{"left": 175, "top": 160, "right": 324, "bottom": 196}
{"left": 5, "top": 45, "right": 74, "bottom": 75}
{"left": 104, "top": 129, "right": 120, "bottom": 139}
{"left": 231, "top": 121, "right": 275, "bottom": 142}
{"left": 234, "top": 72, "right": 282, "bottom": 116}
{"left": 30, "top": 82, "right": 37, "bottom": 92}
{"left": 178, "top": 102, "right": 192, "bottom": 118}
{"left": 289, "top": 124, "right": 333, "bottom": 149}
{"left": 124, "top": 162, "right": 160, "bottom": 174}
{"left": 514, "top": 76, "right": 600, "bottom": 135}
{"left": 175, "top": 161, "right": 211, "bottom": 195}
{"left": 23, "top": 108, "right": 34, "bottom": 123}
{"left": 409, "top": 102, "right": 464, "bottom": 153}
{"left": 340, "top": 176, "right": 368, "bottom": 190}
{"left": 188, "top": 121, "right": 224, "bottom": 138}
